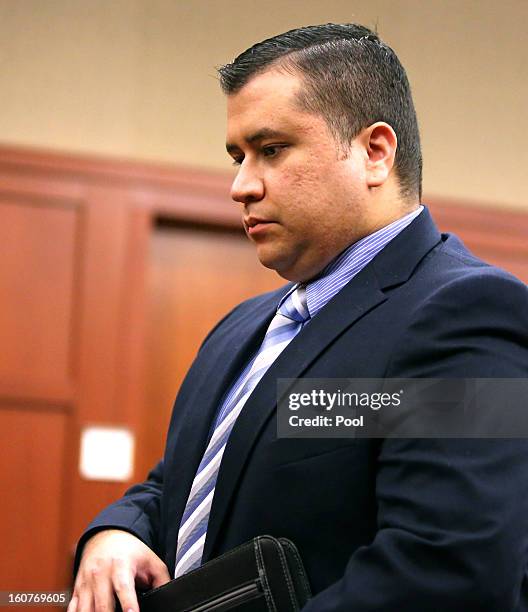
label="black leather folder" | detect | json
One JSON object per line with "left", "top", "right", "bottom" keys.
{"left": 139, "top": 535, "right": 311, "bottom": 611}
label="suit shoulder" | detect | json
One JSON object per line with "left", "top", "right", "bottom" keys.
{"left": 429, "top": 233, "right": 528, "bottom": 295}
{"left": 387, "top": 237, "right": 528, "bottom": 377}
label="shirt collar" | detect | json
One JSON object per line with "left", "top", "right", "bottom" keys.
{"left": 278, "top": 205, "right": 424, "bottom": 318}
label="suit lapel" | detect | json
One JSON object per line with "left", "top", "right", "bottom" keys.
{"left": 202, "top": 207, "right": 442, "bottom": 560}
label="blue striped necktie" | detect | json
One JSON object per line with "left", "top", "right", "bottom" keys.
{"left": 174, "top": 285, "right": 310, "bottom": 577}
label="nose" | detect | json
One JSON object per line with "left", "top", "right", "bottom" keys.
{"left": 230, "top": 161, "right": 265, "bottom": 204}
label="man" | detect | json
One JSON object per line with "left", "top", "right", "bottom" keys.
{"left": 69, "top": 24, "right": 528, "bottom": 611}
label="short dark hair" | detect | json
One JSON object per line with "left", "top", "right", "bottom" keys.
{"left": 218, "top": 23, "right": 422, "bottom": 200}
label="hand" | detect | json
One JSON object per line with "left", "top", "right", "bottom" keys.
{"left": 67, "top": 529, "right": 170, "bottom": 612}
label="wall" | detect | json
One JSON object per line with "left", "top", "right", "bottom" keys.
{"left": 1, "top": 0, "right": 527, "bottom": 210}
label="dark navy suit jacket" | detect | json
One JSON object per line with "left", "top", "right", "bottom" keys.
{"left": 77, "top": 209, "right": 528, "bottom": 610}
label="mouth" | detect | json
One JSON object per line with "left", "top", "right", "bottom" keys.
{"left": 244, "top": 217, "right": 277, "bottom": 236}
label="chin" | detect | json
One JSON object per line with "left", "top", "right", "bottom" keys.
{"left": 255, "top": 253, "right": 291, "bottom": 279}
{"left": 255, "top": 248, "right": 311, "bottom": 282}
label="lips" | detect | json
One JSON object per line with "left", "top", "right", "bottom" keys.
{"left": 244, "top": 216, "right": 276, "bottom": 236}
{"left": 244, "top": 216, "right": 272, "bottom": 228}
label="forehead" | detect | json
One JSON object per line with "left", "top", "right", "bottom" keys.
{"left": 226, "top": 69, "right": 314, "bottom": 142}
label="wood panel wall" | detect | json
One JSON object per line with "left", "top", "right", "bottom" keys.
{"left": 0, "top": 144, "right": 526, "bottom": 602}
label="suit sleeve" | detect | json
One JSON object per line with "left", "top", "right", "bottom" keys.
{"left": 302, "top": 271, "right": 528, "bottom": 611}
{"left": 73, "top": 460, "right": 164, "bottom": 575}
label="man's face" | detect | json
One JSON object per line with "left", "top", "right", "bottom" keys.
{"left": 226, "top": 68, "right": 371, "bottom": 282}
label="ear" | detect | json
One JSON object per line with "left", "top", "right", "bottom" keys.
{"left": 359, "top": 122, "right": 397, "bottom": 188}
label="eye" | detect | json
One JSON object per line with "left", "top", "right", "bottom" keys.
{"left": 231, "top": 156, "right": 244, "bottom": 167}
{"left": 262, "top": 145, "right": 287, "bottom": 158}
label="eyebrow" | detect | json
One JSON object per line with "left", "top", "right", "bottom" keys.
{"left": 226, "top": 128, "right": 289, "bottom": 154}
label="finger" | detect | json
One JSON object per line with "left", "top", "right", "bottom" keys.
{"left": 151, "top": 561, "right": 171, "bottom": 588}
{"left": 76, "top": 583, "right": 95, "bottom": 612}
{"left": 67, "top": 595, "right": 78, "bottom": 612}
{"left": 111, "top": 558, "right": 139, "bottom": 612}
{"left": 91, "top": 560, "right": 115, "bottom": 612}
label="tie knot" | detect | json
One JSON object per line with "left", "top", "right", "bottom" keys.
{"left": 278, "top": 285, "right": 310, "bottom": 323}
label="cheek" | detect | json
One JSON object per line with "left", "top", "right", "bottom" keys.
{"left": 278, "top": 180, "right": 328, "bottom": 235}
{"left": 282, "top": 167, "right": 344, "bottom": 226}
{"left": 267, "top": 155, "right": 360, "bottom": 241}
{"left": 274, "top": 163, "right": 332, "bottom": 212}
